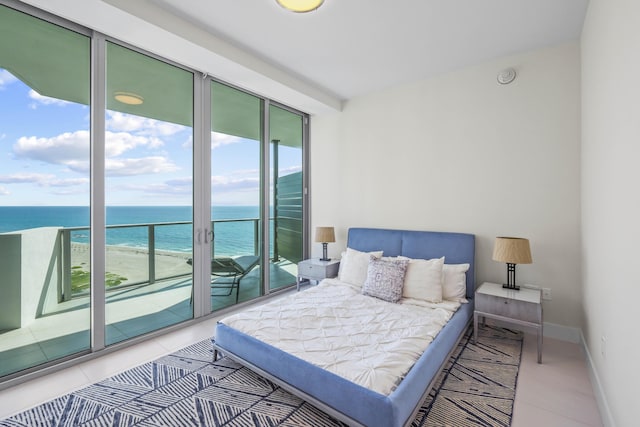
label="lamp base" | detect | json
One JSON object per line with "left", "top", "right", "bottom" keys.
{"left": 319, "top": 242, "right": 330, "bottom": 262}
{"left": 502, "top": 263, "right": 520, "bottom": 290}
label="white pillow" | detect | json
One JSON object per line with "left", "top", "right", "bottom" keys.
{"left": 442, "top": 263, "right": 470, "bottom": 302}
{"left": 401, "top": 256, "right": 444, "bottom": 303}
{"left": 338, "top": 247, "right": 383, "bottom": 287}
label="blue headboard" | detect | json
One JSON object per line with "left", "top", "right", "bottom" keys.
{"left": 347, "top": 227, "right": 476, "bottom": 299}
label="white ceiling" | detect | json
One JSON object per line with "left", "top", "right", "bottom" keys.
{"left": 146, "top": 0, "right": 589, "bottom": 101}
{"left": 22, "top": 0, "right": 589, "bottom": 113}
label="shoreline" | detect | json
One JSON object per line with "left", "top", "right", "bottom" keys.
{"left": 71, "top": 243, "right": 192, "bottom": 285}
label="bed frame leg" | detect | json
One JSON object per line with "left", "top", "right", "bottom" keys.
{"left": 213, "top": 349, "right": 218, "bottom": 361}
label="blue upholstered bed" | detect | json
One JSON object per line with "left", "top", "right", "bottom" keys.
{"left": 213, "top": 227, "right": 475, "bottom": 427}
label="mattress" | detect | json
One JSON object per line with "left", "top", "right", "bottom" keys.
{"left": 218, "top": 278, "right": 460, "bottom": 396}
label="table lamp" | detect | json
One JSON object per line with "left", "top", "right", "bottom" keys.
{"left": 492, "top": 237, "right": 532, "bottom": 290}
{"left": 315, "top": 227, "right": 335, "bottom": 261}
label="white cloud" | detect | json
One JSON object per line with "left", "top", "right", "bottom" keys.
{"left": 28, "top": 89, "right": 73, "bottom": 108}
{"left": 122, "top": 182, "right": 191, "bottom": 195}
{"left": 0, "top": 173, "right": 56, "bottom": 184}
{"left": 0, "top": 69, "right": 18, "bottom": 90}
{"left": 117, "top": 176, "right": 192, "bottom": 195}
{"left": 62, "top": 160, "right": 90, "bottom": 174}
{"left": 63, "top": 156, "right": 178, "bottom": 176}
{"left": 0, "top": 185, "right": 10, "bottom": 195}
{"left": 211, "top": 175, "right": 259, "bottom": 192}
{"left": 0, "top": 173, "right": 89, "bottom": 190}
{"left": 212, "top": 132, "right": 242, "bottom": 149}
{"left": 181, "top": 135, "right": 193, "bottom": 149}
{"left": 105, "top": 131, "right": 163, "bottom": 157}
{"left": 115, "top": 174, "right": 260, "bottom": 196}
{"left": 13, "top": 131, "right": 172, "bottom": 175}
{"left": 49, "top": 178, "right": 90, "bottom": 187}
{"left": 104, "top": 156, "right": 179, "bottom": 176}
{"left": 106, "top": 111, "right": 186, "bottom": 137}
{"left": 14, "top": 131, "right": 89, "bottom": 164}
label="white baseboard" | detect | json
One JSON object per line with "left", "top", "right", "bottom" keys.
{"left": 580, "top": 331, "right": 616, "bottom": 427}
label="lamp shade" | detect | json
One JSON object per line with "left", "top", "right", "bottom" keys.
{"left": 276, "top": 0, "right": 324, "bottom": 13}
{"left": 492, "top": 237, "right": 532, "bottom": 264}
{"left": 315, "top": 226, "right": 335, "bottom": 243}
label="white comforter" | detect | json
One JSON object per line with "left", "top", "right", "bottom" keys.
{"left": 219, "top": 278, "right": 460, "bottom": 396}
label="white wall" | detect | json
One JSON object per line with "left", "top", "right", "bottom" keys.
{"left": 311, "top": 43, "right": 582, "bottom": 328}
{"left": 581, "top": 1, "right": 640, "bottom": 425}
{"left": 0, "top": 227, "right": 60, "bottom": 328}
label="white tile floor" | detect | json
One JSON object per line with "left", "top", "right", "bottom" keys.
{"left": 0, "top": 315, "right": 605, "bottom": 426}
{"left": 0, "top": 315, "right": 222, "bottom": 419}
{"left": 512, "top": 333, "right": 603, "bottom": 426}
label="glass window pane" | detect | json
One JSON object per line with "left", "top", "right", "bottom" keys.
{"left": 0, "top": 5, "right": 91, "bottom": 377}
{"left": 104, "top": 42, "right": 194, "bottom": 345}
{"left": 210, "top": 81, "right": 263, "bottom": 311}
{"left": 269, "top": 105, "right": 303, "bottom": 291}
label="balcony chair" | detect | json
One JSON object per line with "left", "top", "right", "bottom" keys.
{"left": 187, "top": 255, "right": 260, "bottom": 303}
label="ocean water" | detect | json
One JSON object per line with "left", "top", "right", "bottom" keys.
{"left": 0, "top": 206, "right": 267, "bottom": 256}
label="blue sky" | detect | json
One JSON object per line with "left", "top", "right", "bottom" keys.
{"left": 0, "top": 69, "right": 301, "bottom": 206}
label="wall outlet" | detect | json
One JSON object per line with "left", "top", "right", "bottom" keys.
{"left": 542, "top": 288, "right": 552, "bottom": 300}
{"left": 601, "top": 335, "right": 606, "bottom": 358}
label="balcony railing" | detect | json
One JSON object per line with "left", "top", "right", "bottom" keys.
{"left": 59, "top": 218, "right": 263, "bottom": 301}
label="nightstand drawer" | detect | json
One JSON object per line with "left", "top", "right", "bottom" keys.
{"left": 300, "top": 263, "right": 328, "bottom": 280}
{"left": 296, "top": 259, "right": 340, "bottom": 291}
{"left": 298, "top": 260, "right": 339, "bottom": 280}
{"left": 476, "top": 292, "right": 540, "bottom": 323}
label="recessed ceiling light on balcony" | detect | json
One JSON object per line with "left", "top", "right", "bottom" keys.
{"left": 114, "top": 91, "right": 144, "bottom": 105}
{"left": 276, "top": 0, "right": 324, "bottom": 13}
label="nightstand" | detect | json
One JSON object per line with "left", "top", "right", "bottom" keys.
{"left": 296, "top": 259, "right": 340, "bottom": 290}
{"left": 474, "top": 282, "right": 543, "bottom": 363}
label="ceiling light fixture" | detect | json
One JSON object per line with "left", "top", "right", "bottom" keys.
{"left": 114, "top": 91, "right": 144, "bottom": 105}
{"left": 276, "top": 0, "right": 324, "bottom": 13}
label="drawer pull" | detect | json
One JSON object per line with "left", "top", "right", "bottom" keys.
{"left": 504, "top": 301, "right": 508, "bottom": 304}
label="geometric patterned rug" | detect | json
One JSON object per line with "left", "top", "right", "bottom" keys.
{"left": 0, "top": 325, "right": 522, "bottom": 427}
{"left": 416, "top": 325, "right": 523, "bottom": 426}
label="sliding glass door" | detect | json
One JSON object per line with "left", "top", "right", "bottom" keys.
{"left": 104, "top": 42, "right": 194, "bottom": 345}
{"left": 209, "top": 81, "right": 263, "bottom": 311}
{"left": 0, "top": 0, "right": 308, "bottom": 385}
{"left": 0, "top": 4, "right": 92, "bottom": 377}
{"left": 269, "top": 104, "right": 305, "bottom": 291}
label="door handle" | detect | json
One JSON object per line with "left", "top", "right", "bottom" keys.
{"left": 204, "top": 229, "right": 214, "bottom": 244}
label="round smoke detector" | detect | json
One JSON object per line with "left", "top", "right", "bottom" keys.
{"left": 497, "top": 68, "right": 517, "bottom": 85}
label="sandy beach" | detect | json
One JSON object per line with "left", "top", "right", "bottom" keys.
{"left": 71, "top": 243, "right": 192, "bottom": 285}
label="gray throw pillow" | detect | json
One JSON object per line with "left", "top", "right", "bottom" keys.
{"left": 362, "top": 256, "right": 409, "bottom": 303}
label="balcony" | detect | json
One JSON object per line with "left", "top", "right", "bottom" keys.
{"left": 0, "top": 218, "right": 298, "bottom": 379}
